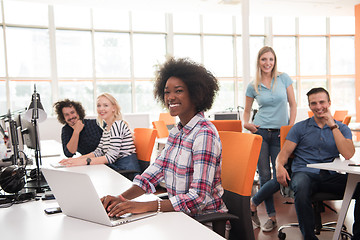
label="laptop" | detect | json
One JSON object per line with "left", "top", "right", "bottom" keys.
{"left": 42, "top": 168, "right": 157, "bottom": 227}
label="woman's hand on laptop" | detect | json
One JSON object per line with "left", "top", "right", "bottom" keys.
{"left": 101, "top": 194, "right": 153, "bottom": 217}
{"left": 101, "top": 195, "right": 124, "bottom": 213}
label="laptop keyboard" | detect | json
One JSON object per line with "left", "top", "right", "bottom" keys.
{"left": 109, "top": 213, "right": 132, "bottom": 221}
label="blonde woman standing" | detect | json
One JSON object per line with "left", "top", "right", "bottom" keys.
{"left": 243, "top": 46, "right": 297, "bottom": 232}
{"left": 60, "top": 93, "right": 140, "bottom": 174}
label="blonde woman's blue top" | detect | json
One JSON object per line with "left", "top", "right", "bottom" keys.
{"left": 246, "top": 72, "right": 293, "bottom": 129}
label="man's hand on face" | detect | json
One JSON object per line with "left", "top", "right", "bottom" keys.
{"left": 71, "top": 119, "right": 84, "bottom": 134}
{"left": 321, "top": 108, "right": 336, "bottom": 126}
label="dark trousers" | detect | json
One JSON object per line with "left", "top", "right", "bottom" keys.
{"left": 291, "top": 171, "right": 360, "bottom": 240}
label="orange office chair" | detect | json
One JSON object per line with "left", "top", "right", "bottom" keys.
{"left": 133, "top": 128, "right": 158, "bottom": 172}
{"left": 195, "top": 131, "right": 262, "bottom": 240}
{"left": 333, "top": 110, "right": 348, "bottom": 122}
{"left": 159, "top": 112, "right": 176, "bottom": 130}
{"left": 116, "top": 128, "right": 157, "bottom": 180}
{"left": 210, "top": 120, "right": 242, "bottom": 132}
{"left": 308, "top": 111, "right": 314, "bottom": 118}
{"left": 342, "top": 115, "right": 351, "bottom": 126}
{"left": 277, "top": 126, "right": 352, "bottom": 240}
{"left": 152, "top": 120, "right": 169, "bottom": 138}
{"left": 280, "top": 125, "right": 292, "bottom": 148}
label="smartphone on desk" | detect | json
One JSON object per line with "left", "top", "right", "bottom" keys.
{"left": 42, "top": 193, "right": 55, "bottom": 201}
{"left": 348, "top": 163, "right": 360, "bottom": 167}
{"left": 44, "top": 206, "right": 62, "bottom": 215}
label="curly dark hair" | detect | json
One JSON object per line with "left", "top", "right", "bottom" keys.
{"left": 306, "top": 87, "right": 331, "bottom": 102}
{"left": 53, "top": 99, "right": 86, "bottom": 125}
{"left": 154, "top": 58, "right": 219, "bottom": 112}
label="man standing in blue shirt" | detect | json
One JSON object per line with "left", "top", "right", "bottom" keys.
{"left": 54, "top": 99, "right": 103, "bottom": 158}
{"left": 276, "top": 87, "right": 359, "bottom": 240}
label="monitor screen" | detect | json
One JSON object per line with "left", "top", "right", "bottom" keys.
{"left": 0, "top": 119, "right": 6, "bottom": 138}
{"left": 214, "top": 112, "right": 239, "bottom": 120}
{"left": 4, "top": 114, "right": 24, "bottom": 164}
{"left": 18, "top": 114, "right": 38, "bottom": 150}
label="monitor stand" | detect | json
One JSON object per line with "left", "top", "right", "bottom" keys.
{"left": 25, "top": 179, "right": 49, "bottom": 193}
{"left": 24, "top": 168, "right": 49, "bottom": 193}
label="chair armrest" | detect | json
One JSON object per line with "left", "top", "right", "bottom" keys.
{"left": 156, "top": 192, "right": 169, "bottom": 199}
{"left": 194, "top": 212, "right": 239, "bottom": 223}
{"left": 115, "top": 169, "right": 141, "bottom": 180}
{"left": 115, "top": 169, "right": 140, "bottom": 175}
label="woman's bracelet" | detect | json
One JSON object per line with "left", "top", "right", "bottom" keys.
{"left": 157, "top": 198, "right": 162, "bottom": 214}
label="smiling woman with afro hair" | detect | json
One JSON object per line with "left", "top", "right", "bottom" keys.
{"left": 100, "top": 57, "right": 228, "bottom": 220}
{"left": 154, "top": 57, "right": 219, "bottom": 113}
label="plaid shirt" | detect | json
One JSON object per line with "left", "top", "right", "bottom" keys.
{"left": 133, "top": 112, "right": 227, "bottom": 216}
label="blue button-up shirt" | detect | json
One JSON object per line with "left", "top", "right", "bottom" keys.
{"left": 286, "top": 117, "right": 352, "bottom": 174}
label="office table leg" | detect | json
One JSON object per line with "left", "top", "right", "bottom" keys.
{"left": 332, "top": 174, "right": 360, "bottom": 240}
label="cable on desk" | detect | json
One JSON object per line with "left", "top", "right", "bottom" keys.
{"left": 0, "top": 191, "right": 37, "bottom": 208}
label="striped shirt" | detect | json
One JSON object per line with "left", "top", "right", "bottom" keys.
{"left": 133, "top": 112, "right": 227, "bottom": 216}
{"left": 93, "top": 120, "right": 135, "bottom": 164}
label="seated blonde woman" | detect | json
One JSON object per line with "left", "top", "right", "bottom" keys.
{"left": 59, "top": 93, "right": 140, "bottom": 174}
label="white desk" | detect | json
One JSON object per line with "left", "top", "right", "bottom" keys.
{"left": 1, "top": 164, "right": 225, "bottom": 240}
{"left": 307, "top": 158, "right": 360, "bottom": 240}
{"left": 349, "top": 123, "right": 360, "bottom": 132}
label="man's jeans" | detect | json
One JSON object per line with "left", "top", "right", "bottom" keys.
{"left": 291, "top": 170, "right": 360, "bottom": 240}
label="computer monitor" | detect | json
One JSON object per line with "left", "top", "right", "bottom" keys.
{"left": 17, "top": 114, "right": 38, "bottom": 150}
{"left": 214, "top": 112, "right": 239, "bottom": 120}
{"left": 0, "top": 119, "right": 6, "bottom": 138}
{"left": 5, "top": 114, "right": 22, "bottom": 164}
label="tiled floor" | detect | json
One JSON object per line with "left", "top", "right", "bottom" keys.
{"left": 253, "top": 146, "right": 360, "bottom": 240}
{"left": 253, "top": 187, "right": 355, "bottom": 240}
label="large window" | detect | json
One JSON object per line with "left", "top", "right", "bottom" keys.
{"left": 330, "top": 36, "right": 355, "bottom": 75}
{"left": 132, "top": 34, "right": 166, "bottom": 78}
{"left": 94, "top": 32, "right": 131, "bottom": 78}
{"left": 56, "top": 30, "right": 93, "bottom": 78}
{"left": 0, "top": 80, "right": 6, "bottom": 113}
{"left": 10, "top": 81, "right": 52, "bottom": 114}
{"left": 97, "top": 81, "right": 133, "bottom": 113}
{"left": 6, "top": 27, "right": 50, "bottom": 77}
{"left": 299, "top": 37, "right": 327, "bottom": 76}
{"left": 4, "top": 1, "right": 48, "bottom": 25}
{"left": 203, "top": 36, "right": 234, "bottom": 77}
{"left": 271, "top": 16, "right": 356, "bottom": 114}
{"left": 0, "top": 27, "right": 5, "bottom": 77}
{"left": 173, "top": 35, "right": 201, "bottom": 63}
{"left": 0, "top": 0, "right": 356, "bottom": 119}
{"left": 273, "top": 37, "right": 296, "bottom": 76}
{"left": 59, "top": 81, "right": 94, "bottom": 114}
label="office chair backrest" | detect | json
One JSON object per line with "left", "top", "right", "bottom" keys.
{"left": 308, "top": 111, "right": 314, "bottom": 118}
{"left": 219, "top": 131, "right": 262, "bottom": 196}
{"left": 342, "top": 115, "right": 351, "bottom": 126}
{"left": 280, "top": 125, "right": 294, "bottom": 162}
{"left": 218, "top": 131, "right": 262, "bottom": 240}
{"left": 133, "top": 128, "right": 157, "bottom": 172}
{"left": 210, "top": 120, "right": 242, "bottom": 132}
{"left": 333, "top": 110, "right": 348, "bottom": 122}
{"left": 152, "top": 120, "right": 169, "bottom": 138}
{"left": 280, "top": 125, "right": 293, "bottom": 149}
{"left": 159, "top": 112, "right": 176, "bottom": 126}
